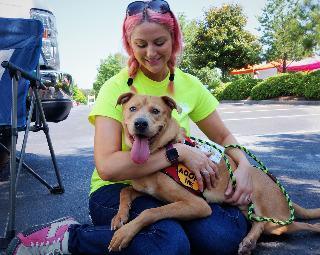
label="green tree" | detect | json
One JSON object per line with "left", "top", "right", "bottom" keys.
{"left": 93, "top": 53, "right": 126, "bottom": 96}
{"left": 72, "top": 84, "right": 86, "bottom": 104}
{"left": 178, "top": 14, "right": 198, "bottom": 74}
{"left": 80, "top": 88, "right": 94, "bottom": 98}
{"left": 190, "top": 4, "right": 262, "bottom": 80}
{"left": 299, "top": 0, "right": 320, "bottom": 54}
{"left": 258, "top": 0, "right": 319, "bottom": 70}
{"left": 178, "top": 14, "right": 222, "bottom": 86}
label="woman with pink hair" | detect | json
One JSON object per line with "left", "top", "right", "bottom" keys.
{"left": 8, "top": 1, "right": 252, "bottom": 254}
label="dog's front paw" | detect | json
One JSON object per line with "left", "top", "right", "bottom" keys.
{"left": 238, "top": 238, "right": 256, "bottom": 255}
{"left": 108, "top": 224, "right": 135, "bottom": 252}
{"left": 111, "top": 211, "right": 129, "bottom": 230}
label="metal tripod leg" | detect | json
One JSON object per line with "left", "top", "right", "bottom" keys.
{"left": 32, "top": 87, "right": 64, "bottom": 194}
{"left": 0, "top": 142, "right": 56, "bottom": 192}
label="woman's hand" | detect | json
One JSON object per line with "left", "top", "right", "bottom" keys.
{"left": 224, "top": 162, "right": 253, "bottom": 206}
{"left": 175, "top": 143, "right": 219, "bottom": 192}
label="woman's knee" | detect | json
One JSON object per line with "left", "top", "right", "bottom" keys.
{"left": 160, "top": 220, "right": 190, "bottom": 255}
{"left": 89, "top": 185, "right": 173, "bottom": 227}
{"left": 89, "top": 184, "right": 129, "bottom": 225}
{"left": 183, "top": 204, "right": 248, "bottom": 255}
{"left": 130, "top": 218, "right": 190, "bottom": 255}
{"left": 190, "top": 232, "right": 243, "bottom": 255}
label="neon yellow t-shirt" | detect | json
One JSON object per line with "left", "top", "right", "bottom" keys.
{"left": 88, "top": 67, "right": 219, "bottom": 194}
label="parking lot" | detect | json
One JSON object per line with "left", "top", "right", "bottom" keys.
{"left": 1, "top": 102, "right": 320, "bottom": 254}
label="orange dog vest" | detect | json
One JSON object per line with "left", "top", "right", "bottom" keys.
{"left": 161, "top": 137, "right": 202, "bottom": 196}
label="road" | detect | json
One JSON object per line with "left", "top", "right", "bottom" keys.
{"left": 1, "top": 102, "right": 320, "bottom": 254}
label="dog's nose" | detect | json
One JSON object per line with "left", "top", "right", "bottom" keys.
{"left": 134, "top": 118, "right": 148, "bottom": 133}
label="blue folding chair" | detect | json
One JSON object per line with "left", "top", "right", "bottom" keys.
{"left": 0, "top": 17, "right": 64, "bottom": 248}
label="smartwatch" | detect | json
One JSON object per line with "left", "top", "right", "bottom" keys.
{"left": 165, "top": 144, "right": 179, "bottom": 165}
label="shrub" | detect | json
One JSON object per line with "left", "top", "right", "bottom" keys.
{"left": 251, "top": 72, "right": 306, "bottom": 100}
{"left": 220, "top": 78, "right": 261, "bottom": 100}
{"left": 207, "top": 79, "right": 222, "bottom": 92}
{"left": 212, "top": 83, "right": 229, "bottom": 101}
{"left": 310, "top": 70, "right": 320, "bottom": 76}
{"left": 303, "top": 70, "right": 320, "bottom": 99}
{"left": 213, "top": 71, "right": 319, "bottom": 101}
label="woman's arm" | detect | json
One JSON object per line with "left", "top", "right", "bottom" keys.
{"left": 196, "top": 110, "right": 253, "bottom": 205}
{"left": 94, "top": 116, "right": 217, "bottom": 191}
{"left": 196, "top": 111, "right": 246, "bottom": 165}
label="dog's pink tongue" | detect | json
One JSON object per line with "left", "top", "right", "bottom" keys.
{"left": 131, "top": 137, "right": 150, "bottom": 164}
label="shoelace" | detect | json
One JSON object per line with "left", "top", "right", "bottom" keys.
{"left": 47, "top": 250, "right": 63, "bottom": 255}
{"left": 29, "top": 239, "right": 63, "bottom": 255}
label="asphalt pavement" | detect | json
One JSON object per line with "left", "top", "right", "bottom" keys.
{"left": 1, "top": 101, "right": 320, "bottom": 254}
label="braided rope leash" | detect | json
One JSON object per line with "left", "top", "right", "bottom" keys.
{"left": 190, "top": 137, "right": 295, "bottom": 226}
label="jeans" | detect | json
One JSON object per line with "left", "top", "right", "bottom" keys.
{"left": 68, "top": 184, "right": 248, "bottom": 255}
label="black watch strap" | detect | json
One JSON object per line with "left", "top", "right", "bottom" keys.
{"left": 165, "top": 144, "right": 179, "bottom": 165}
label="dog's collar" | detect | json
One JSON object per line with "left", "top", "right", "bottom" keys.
{"left": 164, "top": 136, "right": 196, "bottom": 148}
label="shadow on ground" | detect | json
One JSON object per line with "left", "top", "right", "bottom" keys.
{"left": 0, "top": 133, "right": 319, "bottom": 254}
{"left": 242, "top": 133, "right": 320, "bottom": 255}
{"left": 0, "top": 146, "right": 94, "bottom": 235}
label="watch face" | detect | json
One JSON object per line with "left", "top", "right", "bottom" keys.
{"left": 167, "top": 148, "right": 179, "bottom": 163}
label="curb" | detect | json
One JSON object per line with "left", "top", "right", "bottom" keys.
{"left": 221, "top": 99, "right": 320, "bottom": 105}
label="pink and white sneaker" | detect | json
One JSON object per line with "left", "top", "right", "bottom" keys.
{"left": 6, "top": 217, "right": 79, "bottom": 255}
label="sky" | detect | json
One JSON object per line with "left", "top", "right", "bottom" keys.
{"left": 49, "top": 0, "right": 268, "bottom": 89}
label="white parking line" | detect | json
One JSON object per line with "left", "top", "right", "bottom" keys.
{"left": 222, "top": 107, "right": 320, "bottom": 114}
{"left": 219, "top": 102, "right": 320, "bottom": 108}
{"left": 234, "top": 129, "right": 320, "bottom": 137}
{"left": 256, "top": 129, "right": 320, "bottom": 136}
{"left": 218, "top": 104, "right": 284, "bottom": 110}
{"left": 224, "top": 113, "right": 320, "bottom": 121}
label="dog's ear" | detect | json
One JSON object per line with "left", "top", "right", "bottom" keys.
{"left": 117, "top": 92, "right": 134, "bottom": 106}
{"left": 161, "top": 96, "right": 182, "bottom": 114}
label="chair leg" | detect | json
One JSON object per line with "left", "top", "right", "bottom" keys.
{"left": 33, "top": 88, "right": 64, "bottom": 194}
{"left": 1, "top": 75, "right": 65, "bottom": 248}
{"left": 0, "top": 74, "right": 19, "bottom": 248}
{"left": 15, "top": 93, "right": 34, "bottom": 189}
{"left": 0, "top": 97, "right": 62, "bottom": 195}
{"left": 0, "top": 141, "right": 57, "bottom": 192}
{"left": 0, "top": 134, "right": 10, "bottom": 166}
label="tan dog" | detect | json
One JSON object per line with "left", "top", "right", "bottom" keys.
{"left": 108, "top": 92, "right": 320, "bottom": 254}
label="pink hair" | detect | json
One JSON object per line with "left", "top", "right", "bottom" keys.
{"left": 122, "top": 8, "right": 183, "bottom": 93}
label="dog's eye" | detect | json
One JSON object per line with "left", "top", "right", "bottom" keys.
{"left": 151, "top": 108, "right": 160, "bottom": 114}
{"left": 129, "top": 106, "right": 136, "bottom": 112}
